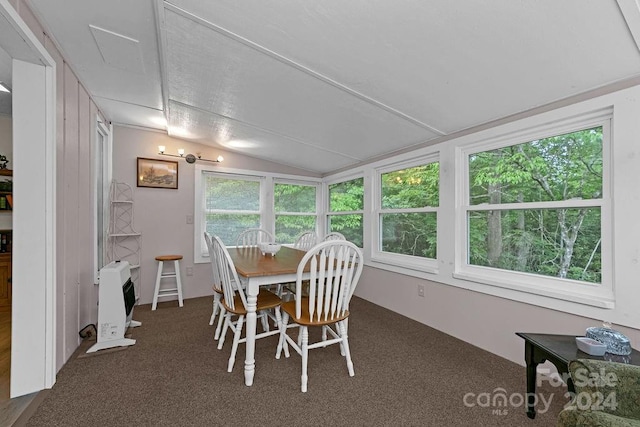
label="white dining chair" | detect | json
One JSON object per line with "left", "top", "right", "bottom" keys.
{"left": 204, "top": 232, "right": 227, "bottom": 340}
{"left": 323, "top": 232, "right": 346, "bottom": 241}
{"left": 236, "top": 228, "right": 274, "bottom": 247}
{"left": 236, "top": 227, "right": 282, "bottom": 317}
{"left": 275, "top": 240, "right": 363, "bottom": 392}
{"left": 210, "top": 234, "right": 284, "bottom": 373}
{"left": 293, "top": 231, "right": 319, "bottom": 252}
{"left": 277, "top": 231, "right": 319, "bottom": 301}
{"left": 206, "top": 231, "right": 272, "bottom": 337}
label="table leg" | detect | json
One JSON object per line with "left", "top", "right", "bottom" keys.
{"left": 523, "top": 340, "right": 543, "bottom": 419}
{"left": 244, "top": 280, "right": 258, "bottom": 386}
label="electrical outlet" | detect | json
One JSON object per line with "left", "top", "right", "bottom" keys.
{"left": 186, "top": 215, "right": 194, "bottom": 224}
{"left": 186, "top": 266, "right": 193, "bottom": 276}
{"left": 418, "top": 284, "right": 425, "bottom": 297}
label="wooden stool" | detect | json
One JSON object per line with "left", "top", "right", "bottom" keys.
{"left": 152, "top": 255, "right": 184, "bottom": 310}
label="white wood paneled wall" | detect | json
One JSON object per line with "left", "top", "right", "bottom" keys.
{"left": 16, "top": 0, "right": 104, "bottom": 372}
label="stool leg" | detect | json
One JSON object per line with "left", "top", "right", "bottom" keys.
{"left": 152, "top": 261, "right": 164, "bottom": 311}
{"left": 174, "top": 260, "right": 184, "bottom": 307}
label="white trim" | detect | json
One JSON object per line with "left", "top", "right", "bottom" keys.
{"left": 370, "top": 253, "right": 439, "bottom": 274}
{"left": 44, "top": 60, "right": 56, "bottom": 391}
{"left": 375, "top": 153, "right": 440, "bottom": 175}
{"left": 467, "top": 199, "right": 604, "bottom": 211}
{"left": 453, "top": 268, "right": 614, "bottom": 309}
{"left": 460, "top": 107, "right": 613, "bottom": 154}
{"left": 11, "top": 59, "right": 54, "bottom": 395}
{"left": 93, "top": 118, "right": 111, "bottom": 284}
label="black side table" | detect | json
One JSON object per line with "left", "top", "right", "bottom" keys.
{"left": 516, "top": 332, "right": 640, "bottom": 419}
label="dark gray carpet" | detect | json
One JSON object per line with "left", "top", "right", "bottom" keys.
{"left": 24, "top": 296, "right": 565, "bottom": 426}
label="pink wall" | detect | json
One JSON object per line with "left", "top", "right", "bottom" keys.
{"left": 355, "top": 266, "right": 640, "bottom": 367}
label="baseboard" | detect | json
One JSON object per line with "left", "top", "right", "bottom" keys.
{"left": 11, "top": 389, "right": 48, "bottom": 427}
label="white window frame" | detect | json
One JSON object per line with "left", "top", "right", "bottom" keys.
{"left": 324, "top": 173, "right": 365, "bottom": 247}
{"left": 93, "top": 118, "right": 111, "bottom": 284}
{"left": 273, "top": 178, "right": 321, "bottom": 243}
{"left": 194, "top": 164, "right": 321, "bottom": 263}
{"left": 195, "top": 170, "right": 265, "bottom": 261}
{"left": 454, "top": 108, "right": 614, "bottom": 308}
{"left": 371, "top": 154, "right": 439, "bottom": 273}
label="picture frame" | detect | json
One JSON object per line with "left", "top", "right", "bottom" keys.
{"left": 137, "top": 157, "right": 178, "bottom": 189}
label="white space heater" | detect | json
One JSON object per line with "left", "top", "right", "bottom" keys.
{"left": 87, "top": 260, "right": 142, "bottom": 353}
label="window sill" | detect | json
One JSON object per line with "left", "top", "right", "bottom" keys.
{"left": 452, "top": 269, "right": 615, "bottom": 309}
{"left": 369, "top": 253, "right": 438, "bottom": 276}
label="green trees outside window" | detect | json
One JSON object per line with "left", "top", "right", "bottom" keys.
{"left": 274, "top": 182, "right": 317, "bottom": 244}
{"left": 204, "top": 176, "right": 261, "bottom": 246}
{"left": 467, "top": 126, "right": 603, "bottom": 283}
{"left": 380, "top": 163, "right": 439, "bottom": 258}
{"left": 328, "top": 178, "right": 364, "bottom": 247}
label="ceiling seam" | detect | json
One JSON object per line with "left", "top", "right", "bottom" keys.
{"left": 616, "top": 0, "right": 640, "bottom": 54}
{"left": 169, "top": 99, "right": 363, "bottom": 161}
{"left": 153, "top": 0, "right": 170, "bottom": 125}
{"left": 163, "top": 1, "right": 445, "bottom": 136}
{"left": 93, "top": 95, "right": 163, "bottom": 112}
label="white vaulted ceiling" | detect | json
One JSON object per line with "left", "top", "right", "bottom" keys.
{"left": 27, "top": 0, "right": 640, "bottom": 174}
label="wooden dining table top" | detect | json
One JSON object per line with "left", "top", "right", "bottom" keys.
{"left": 227, "top": 246, "right": 307, "bottom": 278}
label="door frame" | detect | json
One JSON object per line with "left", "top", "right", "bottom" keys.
{"left": 0, "top": 0, "right": 57, "bottom": 396}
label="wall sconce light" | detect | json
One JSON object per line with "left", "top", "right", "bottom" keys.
{"left": 158, "top": 146, "right": 223, "bottom": 164}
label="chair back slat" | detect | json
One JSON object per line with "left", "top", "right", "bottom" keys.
{"left": 330, "top": 247, "right": 345, "bottom": 320}
{"left": 317, "top": 249, "right": 328, "bottom": 322}
{"left": 323, "top": 232, "right": 346, "bottom": 242}
{"left": 211, "top": 234, "right": 247, "bottom": 311}
{"left": 294, "top": 240, "right": 363, "bottom": 323}
{"left": 237, "top": 228, "right": 274, "bottom": 248}
{"left": 323, "top": 246, "right": 337, "bottom": 322}
{"left": 294, "top": 231, "right": 319, "bottom": 252}
{"left": 204, "top": 232, "right": 222, "bottom": 293}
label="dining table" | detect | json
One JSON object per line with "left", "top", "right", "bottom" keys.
{"left": 227, "top": 245, "right": 308, "bottom": 386}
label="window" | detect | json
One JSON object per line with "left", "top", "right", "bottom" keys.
{"left": 377, "top": 160, "right": 439, "bottom": 259}
{"left": 274, "top": 181, "right": 318, "bottom": 244}
{"left": 458, "top": 113, "right": 612, "bottom": 307}
{"left": 327, "top": 177, "right": 364, "bottom": 247}
{"left": 194, "top": 167, "right": 322, "bottom": 262}
{"left": 202, "top": 173, "right": 262, "bottom": 247}
{"left": 94, "top": 119, "right": 111, "bottom": 283}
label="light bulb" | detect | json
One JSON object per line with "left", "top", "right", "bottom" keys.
{"left": 217, "top": 155, "right": 224, "bottom": 162}
{"left": 178, "top": 148, "right": 185, "bottom": 156}
{"left": 158, "top": 145, "right": 165, "bottom": 153}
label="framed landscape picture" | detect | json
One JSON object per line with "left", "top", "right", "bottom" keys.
{"left": 137, "top": 157, "right": 178, "bottom": 189}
